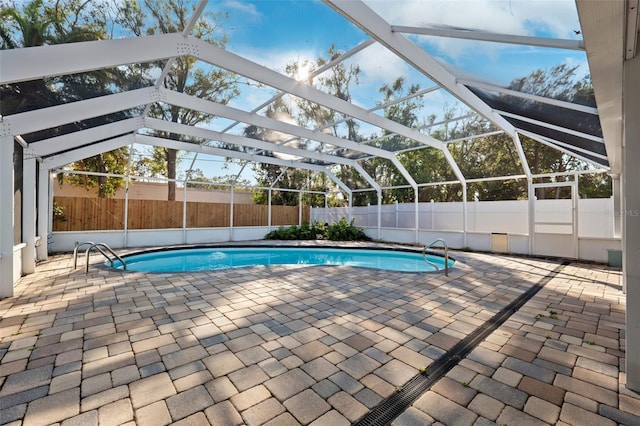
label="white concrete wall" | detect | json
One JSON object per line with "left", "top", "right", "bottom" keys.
{"left": 49, "top": 227, "right": 274, "bottom": 253}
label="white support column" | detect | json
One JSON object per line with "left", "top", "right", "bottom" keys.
{"left": 462, "top": 183, "right": 468, "bottom": 248}
{"left": 324, "top": 193, "right": 328, "bottom": 225}
{"left": 298, "top": 191, "right": 303, "bottom": 226}
{"left": 22, "top": 157, "right": 37, "bottom": 274}
{"left": 377, "top": 190, "right": 382, "bottom": 240}
{"left": 268, "top": 189, "right": 272, "bottom": 231}
{"left": 36, "top": 162, "right": 49, "bottom": 261}
{"left": 0, "top": 136, "right": 15, "bottom": 297}
{"left": 528, "top": 180, "right": 535, "bottom": 255}
{"left": 610, "top": 174, "right": 622, "bottom": 237}
{"left": 624, "top": 54, "right": 640, "bottom": 392}
{"left": 414, "top": 187, "right": 419, "bottom": 243}
{"left": 230, "top": 185, "right": 235, "bottom": 241}
{"left": 182, "top": 181, "right": 188, "bottom": 244}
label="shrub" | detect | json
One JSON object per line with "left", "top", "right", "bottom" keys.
{"left": 264, "top": 218, "right": 370, "bottom": 241}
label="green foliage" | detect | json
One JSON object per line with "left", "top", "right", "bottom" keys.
{"left": 0, "top": 0, "right": 145, "bottom": 198}
{"left": 52, "top": 202, "right": 66, "bottom": 222}
{"left": 264, "top": 218, "right": 370, "bottom": 242}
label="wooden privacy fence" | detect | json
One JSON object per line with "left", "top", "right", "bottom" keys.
{"left": 53, "top": 197, "right": 310, "bottom": 231}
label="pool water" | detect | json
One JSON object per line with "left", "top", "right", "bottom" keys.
{"left": 112, "top": 247, "right": 453, "bottom": 273}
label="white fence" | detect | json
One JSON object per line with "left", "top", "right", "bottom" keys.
{"left": 313, "top": 198, "right": 615, "bottom": 237}
{"left": 311, "top": 198, "right": 620, "bottom": 262}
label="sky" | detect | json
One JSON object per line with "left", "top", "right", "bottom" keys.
{"left": 163, "top": 0, "right": 589, "bottom": 184}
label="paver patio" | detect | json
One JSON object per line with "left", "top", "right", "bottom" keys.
{"left": 1, "top": 243, "right": 638, "bottom": 425}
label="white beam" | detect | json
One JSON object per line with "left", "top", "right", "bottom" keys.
{"left": 392, "top": 26, "right": 585, "bottom": 51}
{"left": 0, "top": 136, "right": 14, "bottom": 297}
{"left": 0, "top": 33, "right": 183, "bottom": 85}
{"left": 27, "top": 118, "right": 143, "bottom": 157}
{"left": 43, "top": 135, "right": 135, "bottom": 169}
{"left": 496, "top": 110, "right": 605, "bottom": 143}
{"left": 158, "top": 89, "right": 405, "bottom": 160}
{"left": 623, "top": 50, "right": 640, "bottom": 392}
{"left": 625, "top": 0, "right": 639, "bottom": 60}
{"left": 513, "top": 133, "right": 532, "bottom": 179}
{"left": 441, "top": 145, "right": 467, "bottom": 185}
{"left": 517, "top": 129, "right": 608, "bottom": 161}
{"left": 2, "top": 87, "right": 155, "bottom": 136}
{"left": 143, "top": 117, "right": 373, "bottom": 177}
{"left": 458, "top": 79, "right": 598, "bottom": 115}
{"left": 576, "top": 0, "right": 624, "bottom": 173}
{"left": 324, "top": 0, "right": 519, "bottom": 139}
{"left": 146, "top": 0, "right": 207, "bottom": 113}
{"left": 37, "top": 162, "right": 49, "bottom": 261}
{"left": 517, "top": 129, "right": 609, "bottom": 168}
{"left": 134, "top": 134, "right": 353, "bottom": 194}
{"left": 390, "top": 157, "right": 419, "bottom": 189}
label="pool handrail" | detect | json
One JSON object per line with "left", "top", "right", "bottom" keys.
{"left": 423, "top": 238, "right": 449, "bottom": 276}
{"left": 73, "top": 241, "right": 126, "bottom": 273}
{"left": 73, "top": 241, "right": 95, "bottom": 269}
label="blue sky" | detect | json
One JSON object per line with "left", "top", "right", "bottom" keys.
{"left": 174, "top": 0, "right": 589, "bottom": 184}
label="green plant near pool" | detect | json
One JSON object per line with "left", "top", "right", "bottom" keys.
{"left": 264, "top": 218, "right": 371, "bottom": 241}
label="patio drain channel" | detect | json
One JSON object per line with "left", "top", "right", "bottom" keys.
{"left": 354, "top": 260, "right": 570, "bottom": 426}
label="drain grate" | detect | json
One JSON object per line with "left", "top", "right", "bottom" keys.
{"left": 354, "top": 261, "right": 569, "bottom": 426}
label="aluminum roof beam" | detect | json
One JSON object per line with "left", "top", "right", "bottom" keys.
{"left": 25, "top": 118, "right": 143, "bottom": 157}
{"left": 158, "top": 88, "right": 407, "bottom": 161}
{"left": 133, "top": 134, "right": 353, "bottom": 194}
{"left": 391, "top": 26, "right": 585, "bottom": 51}
{"left": 496, "top": 110, "right": 604, "bottom": 143}
{"left": 142, "top": 117, "right": 382, "bottom": 191}
{"left": 8, "top": 83, "right": 416, "bottom": 167}
{"left": 0, "top": 33, "right": 431, "bottom": 188}
{"left": 43, "top": 132, "right": 353, "bottom": 194}
{"left": 1, "top": 87, "right": 156, "bottom": 136}
{"left": 0, "top": 33, "right": 184, "bottom": 85}
{"left": 458, "top": 79, "right": 599, "bottom": 115}
{"left": 517, "top": 129, "right": 608, "bottom": 167}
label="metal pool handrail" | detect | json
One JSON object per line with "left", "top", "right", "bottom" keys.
{"left": 73, "top": 241, "right": 126, "bottom": 273}
{"left": 423, "top": 238, "right": 449, "bottom": 276}
{"left": 73, "top": 241, "right": 95, "bottom": 269}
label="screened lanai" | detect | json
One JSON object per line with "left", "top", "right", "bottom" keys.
{"left": 1, "top": 0, "right": 639, "bottom": 394}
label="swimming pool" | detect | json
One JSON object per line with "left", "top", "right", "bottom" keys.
{"left": 112, "top": 246, "right": 454, "bottom": 273}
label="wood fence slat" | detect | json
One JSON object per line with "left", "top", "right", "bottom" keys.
{"left": 54, "top": 197, "right": 309, "bottom": 231}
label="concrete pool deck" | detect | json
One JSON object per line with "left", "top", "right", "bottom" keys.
{"left": 1, "top": 242, "right": 638, "bottom": 425}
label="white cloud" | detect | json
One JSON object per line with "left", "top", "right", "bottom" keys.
{"left": 220, "top": 0, "right": 261, "bottom": 19}
{"left": 363, "top": 0, "right": 581, "bottom": 58}
{"left": 348, "top": 43, "right": 411, "bottom": 83}
{"left": 563, "top": 56, "right": 590, "bottom": 80}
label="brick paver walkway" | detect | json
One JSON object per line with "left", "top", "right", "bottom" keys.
{"left": 1, "top": 243, "right": 638, "bottom": 425}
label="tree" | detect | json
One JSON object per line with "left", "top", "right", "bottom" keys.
{"left": 249, "top": 46, "right": 363, "bottom": 206}
{"left": 0, "top": 0, "right": 140, "bottom": 197}
{"left": 184, "top": 169, "right": 251, "bottom": 191}
{"left": 117, "top": 0, "right": 239, "bottom": 201}
{"left": 509, "top": 64, "right": 609, "bottom": 198}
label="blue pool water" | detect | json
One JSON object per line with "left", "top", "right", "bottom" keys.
{"left": 112, "top": 247, "right": 454, "bottom": 273}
